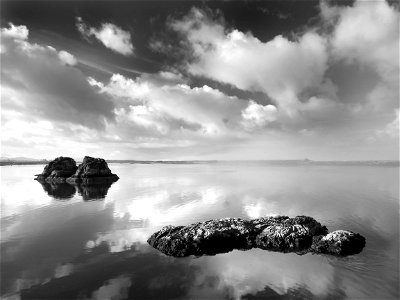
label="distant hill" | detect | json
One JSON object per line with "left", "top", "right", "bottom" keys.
{"left": 0, "top": 156, "right": 48, "bottom": 166}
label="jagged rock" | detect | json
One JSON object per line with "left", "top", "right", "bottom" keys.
{"left": 147, "top": 216, "right": 365, "bottom": 257}
{"left": 66, "top": 156, "right": 119, "bottom": 183}
{"left": 35, "top": 157, "right": 77, "bottom": 182}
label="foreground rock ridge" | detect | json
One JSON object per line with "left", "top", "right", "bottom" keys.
{"left": 147, "top": 216, "right": 366, "bottom": 257}
{"left": 35, "top": 156, "right": 119, "bottom": 183}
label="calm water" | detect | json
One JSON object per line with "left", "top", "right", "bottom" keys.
{"left": 1, "top": 163, "right": 399, "bottom": 299}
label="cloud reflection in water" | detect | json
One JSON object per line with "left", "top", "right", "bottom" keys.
{"left": 1, "top": 164, "right": 399, "bottom": 299}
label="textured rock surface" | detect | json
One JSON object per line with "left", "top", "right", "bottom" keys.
{"left": 147, "top": 216, "right": 365, "bottom": 257}
{"left": 35, "top": 157, "right": 77, "bottom": 182}
{"left": 311, "top": 230, "right": 366, "bottom": 256}
{"left": 66, "top": 156, "right": 119, "bottom": 183}
{"left": 35, "top": 156, "right": 118, "bottom": 183}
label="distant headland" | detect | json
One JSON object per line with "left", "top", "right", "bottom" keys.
{"left": 1, "top": 157, "right": 399, "bottom": 167}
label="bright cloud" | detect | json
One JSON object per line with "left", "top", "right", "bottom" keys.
{"left": 241, "top": 101, "right": 278, "bottom": 131}
{"left": 322, "top": 0, "right": 399, "bottom": 79}
{"left": 58, "top": 50, "right": 77, "bottom": 66}
{"left": 1, "top": 23, "right": 28, "bottom": 40}
{"left": 98, "top": 73, "right": 248, "bottom": 138}
{"left": 171, "top": 8, "right": 328, "bottom": 106}
{"left": 76, "top": 17, "right": 134, "bottom": 56}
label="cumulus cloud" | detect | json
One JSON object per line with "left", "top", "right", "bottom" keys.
{"left": 1, "top": 23, "right": 28, "bottom": 40}
{"left": 171, "top": 8, "right": 328, "bottom": 107}
{"left": 164, "top": 3, "right": 399, "bottom": 146}
{"left": 96, "top": 73, "right": 248, "bottom": 137}
{"left": 76, "top": 17, "right": 134, "bottom": 56}
{"left": 322, "top": 0, "right": 399, "bottom": 116}
{"left": 322, "top": 0, "right": 399, "bottom": 79}
{"left": 58, "top": 50, "right": 77, "bottom": 66}
{"left": 241, "top": 101, "right": 278, "bottom": 131}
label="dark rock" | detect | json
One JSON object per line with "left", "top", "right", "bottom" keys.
{"left": 35, "top": 156, "right": 118, "bottom": 184}
{"left": 311, "top": 230, "right": 366, "bottom": 256}
{"left": 35, "top": 157, "right": 77, "bottom": 182}
{"left": 147, "top": 216, "right": 365, "bottom": 257}
{"left": 66, "top": 156, "right": 119, "bottom": 183}
{"left": 254, "top": 216, "right": 328, "bottom": 252}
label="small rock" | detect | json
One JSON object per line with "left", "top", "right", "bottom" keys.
{"left": 311, "top": 230, "right": 366, "bottom": 256}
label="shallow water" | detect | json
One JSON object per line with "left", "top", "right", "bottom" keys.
{"left": 1, "top": 163, "right": 399, "bottom": 299}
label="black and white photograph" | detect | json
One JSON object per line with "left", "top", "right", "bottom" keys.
{"left": 0, "top": 0, "right": 399, "bottom": 299}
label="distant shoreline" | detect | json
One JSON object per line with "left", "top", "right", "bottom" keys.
{"left": 1, "top": 160, "right": 399, "bottom": 167}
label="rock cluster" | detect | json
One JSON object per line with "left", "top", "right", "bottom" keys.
{"left": 35, "top": 156, "right": 119, "bottom": 183}
{"left": 147, "top": 216, "right": 365, "bottom": 257}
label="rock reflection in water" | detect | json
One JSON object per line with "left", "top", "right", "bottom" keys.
{"left": 76, "top": 181, "right": 116, "bottom": 201}
{"left": 39, "top": 181, "right": 76, "bottom": 200}
{"left": 37, "top": 180, "right": 117, "bottom": 201}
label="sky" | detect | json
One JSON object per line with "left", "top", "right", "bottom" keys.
{"left": 0, "top": 0, "right": 399, "bottom": 160}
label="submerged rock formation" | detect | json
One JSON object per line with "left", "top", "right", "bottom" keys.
{"left": 35, "top": 156, "right": 118, "bottom": 183}
{"left": 147, "top": 216, "right": 365, "bottom": 257}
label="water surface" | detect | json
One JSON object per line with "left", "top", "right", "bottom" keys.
{"left": 1, "top": 163, "right": 399, "bottom": 299}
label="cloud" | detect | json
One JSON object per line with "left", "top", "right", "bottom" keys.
{"left": 322, "top": 0, "right": 399, "bottom": 80}
{"left": 170, "top": 8, "right": 328, "bottom": 107}
{"left": 378, "top": 109, "right": 399, "bottom": 138}
{"left": 58, "top": 50, "right": 77, "bottom": 66}
{"left": 1, "top": 23, "right": 28, "bottom": 40}
{"left": 96, "top": 73, "right": 249, "bottom": 138}
{"left": 162, "top": 4, "right": 398, "bottom": 148}
{"left": 241, "top": 101, "right": 278, "bottom": 131}
{"left": 322, "top": 0, "right": 399, "bottom": 115}
{"left": 1, "top": 1, "right": 398, "bottom": 160}
{"left": 1, "top": 23, "right": 115, "bottom": 131}
{"left": 76, "top": 17, "right": 134, "bottom": 56}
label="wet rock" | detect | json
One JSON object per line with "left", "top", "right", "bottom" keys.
{"left": 35, "top": 157, "right": 77, "bottom": 182}
{"left": 311, "top": 230, "right": 366, "bottom": 256}
{"left": 147, "top": 216, "right": 365, "bottom": 257}
{"left": 66, "top": 156, "right": 119, "bottom": 184}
